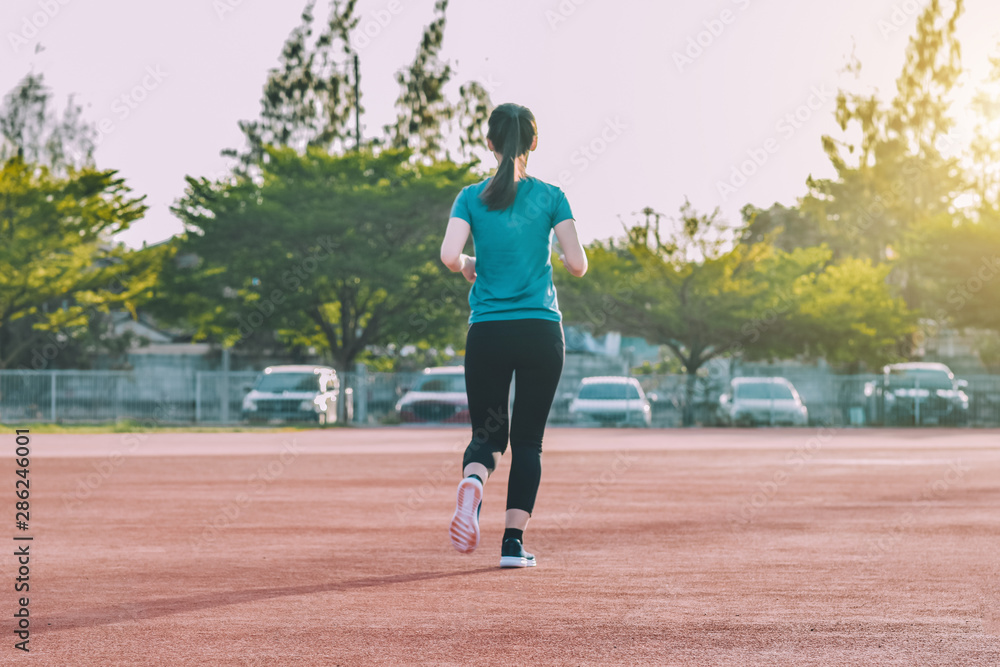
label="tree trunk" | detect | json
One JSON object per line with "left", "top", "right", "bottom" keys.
{"left": 683, "top": 369, "right": 698, "bottom": 427}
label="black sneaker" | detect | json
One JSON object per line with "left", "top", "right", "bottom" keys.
{"left": 499, "top": 538, "right": 536, "bottom": 568}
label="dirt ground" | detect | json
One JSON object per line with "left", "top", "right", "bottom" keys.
{"left": 8, "top": 427, "right": 1000, "bottom": 665}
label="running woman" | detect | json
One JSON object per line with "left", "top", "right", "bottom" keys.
{"left": 440, "top": 103, "right": 588, "bottom": 568}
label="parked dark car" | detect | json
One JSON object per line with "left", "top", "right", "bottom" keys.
{"left": 864, "top": 362, "right": 969, "bottom": 426}
{"left": 395, "top": 367, "right": 470, "bottom": 423}
{"left": 241, "top": 365, "right": 340, "bottom": 424}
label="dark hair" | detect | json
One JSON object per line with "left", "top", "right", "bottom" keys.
{"left": 480, "top": 103, "right": 536, "bottom": 211}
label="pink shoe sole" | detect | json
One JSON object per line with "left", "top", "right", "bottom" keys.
{"left": 449, "top": 478, "right": 483, "bottom": 554}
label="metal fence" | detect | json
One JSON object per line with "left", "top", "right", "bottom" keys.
{"left": 1, "top": 368, "right": 999, "bottom": 427}
{"left": 0, "top": 370, "right": 259, "bottom": 424}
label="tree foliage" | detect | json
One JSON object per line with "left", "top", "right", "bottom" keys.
{"left": 163, "top": 147, "right": 477, "bottom": 370}
{"left": 556, "top": 204, "right": 914, "bottom": 424}
{"left": 798, "top": 0, "right": 966, "bottom": 261}
{"left": 901, "top": 211, "right": 1000, "bottom": 332}
{"left": 0, "top": 157, "right": 161, "bottom": 369}
{"left": 0, "top": 72, "right": 95, "bottom": 174}
{"left": 167, "top": 0, "right": 495, "bottom": 368}
{"left": 384, "top": 0, "right": 453, "bottom": 159}
{"left": 967, "top": 51, "right": 1000, "bottom": 213}
{"left": 224, "top": 0, "right": 361, "bottom": 170}
{"left": 225, "top": 0, "right": 492, "bottom": 169}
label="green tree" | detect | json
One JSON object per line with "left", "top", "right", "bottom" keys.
{"left": 0, "top": 72, "right": 96, "bottom": 173}
{"left": 225, "top": 0, "right": 492, "bottom": 168}
{"left": 0, "top": 157, "right": 160, "bottom": 369}
{"left": 967, "top": 48, "right": 1000, "bottom": 214}
{"left": 739, "top": 203, "right": 828, "bottom": 251}
{"left": 169, "top": 0, "right": 494, "bottom": 369}
{"left": 384, "top": 0, "right": 453, "bottom": 160}
{"left": 901, "top": 211, "right": 1000, "bottom": 333}
{"left": 801, "top": 0, "right": 966, "bottom": 261}
{"left": 557, "top": 204, "right": 914, "bottom": 425}
{"left": 164, "top": 147, "right": 477, "bottom": 371}
{"left": 0, "top": 72, "right": 164, "bottom": 371}
{"left": 382, "top": 0, "right": 491, "bottom": 163}
{"left": 224, "top": 0, "right": 361, "bottom": 170}
{"left": 791, "top": 257, "right": 915, "bottom": 368}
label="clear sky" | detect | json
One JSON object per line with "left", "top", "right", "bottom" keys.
{"left": 3, "top": 0, "right": 1000, "bottom": 249}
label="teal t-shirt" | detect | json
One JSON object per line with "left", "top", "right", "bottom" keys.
{"left": 450, "top": 176, "right": 574, "bottom": 324}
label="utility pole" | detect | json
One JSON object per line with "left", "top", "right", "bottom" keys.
{"left": 353, "top": 52, "right": 361, "bottom": 151}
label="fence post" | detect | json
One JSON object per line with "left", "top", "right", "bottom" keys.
{"left": 113, "top": 372, "right": 119, "bottom": 423}
{"left": 195, "top": 372, "right": 202, "bottom": 423}
{"left": 355, "top": 363, "right": 368, "bottom": 424}
{"left": 50, "top": 371, "right": 57, "bottom": 423}
{"left": 337, "top": 372, "right": 349, "bottom": 423}
{"left": 220, "top": 348, "right": 230, "bottom": 424}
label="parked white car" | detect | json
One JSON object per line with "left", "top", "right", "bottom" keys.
{"left": 719, "top": 377, "right": 808, "bottom": 426}
{"left": 241, "top": 365, "right": 340, "bottom": 424}
{"left": 569, "top": 376, "right": 652, "bottom": 427}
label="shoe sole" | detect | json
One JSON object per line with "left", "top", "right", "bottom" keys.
{"left": 499, "top": 556, "right": 536, "bottom": 568}
{"left": 449, "top": 479, "right": 482, "bottom": 554}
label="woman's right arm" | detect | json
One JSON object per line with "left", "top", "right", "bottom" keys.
{"left": 554, "top": 219, "right": 588, "bottom": 277}
{"left": 440, "top": 217, "right": 477, "bottom": 283}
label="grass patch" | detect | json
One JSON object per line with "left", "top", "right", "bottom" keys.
{"left": 0, "top": 420, "right": 352, "bottom": 434}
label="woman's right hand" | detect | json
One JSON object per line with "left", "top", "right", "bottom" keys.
{"left": 554, "top": 219, "right": 588, "bottom": 277}
{"left": 460, "top": 254, "right": 477, "bottom": 283}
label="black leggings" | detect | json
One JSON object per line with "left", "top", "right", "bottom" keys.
{"left": 463, "top": 318, "right": 565, "bottom": 514}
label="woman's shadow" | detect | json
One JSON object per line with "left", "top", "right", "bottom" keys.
{"left": 40, "top": 567, "right": 498, "bottom": 634}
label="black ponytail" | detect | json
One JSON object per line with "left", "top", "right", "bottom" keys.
{"left": 480, "top": 103, "right": 536, "bottom": 211}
